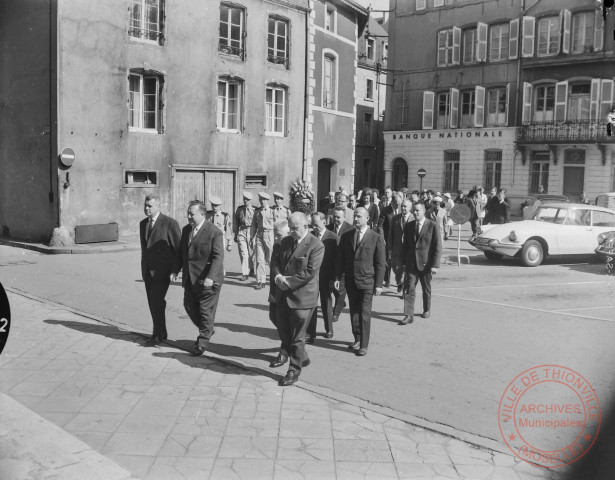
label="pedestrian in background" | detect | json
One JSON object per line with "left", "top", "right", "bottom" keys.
{"left": 268, "top": 219, "right": 290, "bottom": 368}
{"left": 233, "top": 191, "right": 255, "bottom": 281}
{"left": 426, "top": 195, "right": 447, "bottom": 245}
{"left": 140, "top": 194, "right": 181, "bottom": 346}
{"left": 381, "top": 187, "right": 393, "bottom": 208}
{"left": 400, "top": 203, "right": 441, "bottom": 325}
{"left": 454, "top": 189, "right": 466, "bottom": 205}
{"left": 378, "top": 191, "right": 402, "bottom": 287}
{"left": 348, "top": 193, "right": 358, "bottom": 211}
{"left": 172, "top": 201, "right": 224, "bottom": 356}
{"left": 361, "top": 188, "right": 380, "bottom": 230}
{"left": 251, "top": 192, "right": 276, "bottom": 290}
{"left": 326, "top": 192, "right": 354, "bottom": 226}
{"left": 319, "top": 191, "right": 336, "bottom": 214}
{"left": 486, "top": 188, "right": 510, "bottom": 224}
{"left": 443, "top": 193, "right": 455, "bottom": 239}
{"left": 271, "top": 212, "right": 324, "bottom": 386}
{"left": 465, "top": 190, "right": 481, "bottom": 238}
{"left": 388, "top": 198, "right": 412, "bottom": 294}
{"left": 327, "top": 206, "right": 354, "bottom": 323}
{"left": 476, "top": 187, "right": 487, "bottom": 225}
{"left": 206, "top": 196, "right": 233, "bottom": 252}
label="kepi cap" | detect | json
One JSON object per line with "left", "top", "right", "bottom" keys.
{"left": 209, "top": 195, "right": 222, "bottom": 205}
{"left": 242, "top": 191, "right": 253, "bottom": 200}
{"left": 433, "top": 196, "right": 442, "bottom": 202}
{"left": 444, "top": 193, "right": 451, "bottom": 199}
{"left": 273, "top": 191, "right": 284, "bottom": 199}
{"left": 258, "top": 192, "right": 271, "bottom": 200}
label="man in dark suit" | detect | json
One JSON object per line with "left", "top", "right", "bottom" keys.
{"left": 171, "top": 200, "right": 225, "bottom": 356}
{"left": 400, "top": 203, "right": 442, "bottom": 325}
{"left": 377, "top": 192, "right": 402, "bottom": 287}
{"left": 307, "top": 212, "right": 339, "bottom": 343}
{"left": 388, "top": 198, "right": 412, "bottom": 294}
{"left": 268, "top": 219, "right": 290, "bottom": 368}
{"left": 335, "top": 207, "right": 386, "bottom": 356}
{"left": 271, "top": 212, "right": 324, "bottom": 386}
{"left": 140, "top": 194, "right": 181, "bottom": 346}
{"left": 327, "top": 207, "right": 354, "bottom": 322}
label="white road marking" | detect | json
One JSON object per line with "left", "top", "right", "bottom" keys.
{"left": 438, "top": 280, "right": 611, "bottom": 291}
{"left": 553, "top": 305, "right": 615, "bottom": 312}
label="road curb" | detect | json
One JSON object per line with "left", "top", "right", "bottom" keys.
{"left": 7, "top": 286, "right": 513, "bottom": 459}
{"left": 0, "top": 238, "right": 140, "bottom": 255}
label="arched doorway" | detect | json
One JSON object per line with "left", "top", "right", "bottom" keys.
{"left": 317, "top": 158, "right": 336, "bottom": 204}
{"left": 392, "top": 158, "right": 408, "bottom": 191}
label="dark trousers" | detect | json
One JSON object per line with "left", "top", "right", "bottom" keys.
{"left": 307, "top": 283, "right": 334, "bottom": 336}
{"left": 384, "top": 261, "right": 392, "bottom": 285}
{"left": 143, "top": 271, "right": 171, "bottom": 339}
{"left": 347, "top": 284, "right": 373, "bottom": 349}
{"left": 392, "top": 263, "right": 405, "bottom": 286}
{"left": 333, "top": 278, "right": 347, "bottom": 317}
{"left": 183, "top": 278, "right": 221, "bottom": 348}
{"left": 276, "top": 298, "right": 314, "bottom": 374}
{"left": 268, "top": 302, "right": 287, "bottom": 357}
{"left": 404, "top": 267, "right": 432, "bottom": 316}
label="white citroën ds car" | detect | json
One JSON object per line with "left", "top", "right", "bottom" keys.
{"left": 469, "top": 203, "right": 615, "bottom": 267}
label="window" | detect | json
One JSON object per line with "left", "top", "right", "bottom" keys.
{"left": 437, "top": 27, "right": 460, "bottom": 66}
{"left": 366, "top": 79, "right": 373, "bottom": 100}
{"left": 325, "top": 4, "right": 336, "bottom": 32}
{"left": 486, "top": 87, "right": 507, "bottom": 126}
{"left": 444, "top": 151, "right": 460, "bottom": 192}
{"left": 362, "top": 113, "right": 372, "bottom": 144}
{"left": 416, "top": 0, "right": 426, "bottom": 11}
{"left": 268, "top": 17, "right": 289, "bottom": 67}
{"left": 530, "top": 151, "right": 550, "bottom": 194}
{"left": 129, "top": 72, "right": 161, "bottom": 132}
{"left": 124, "top": 169, "right": 158, "bottom": 187}
{"left": 567, "top": 82, "right": 590, "bottom": 121}
{"left": 490, "top": 23, "right": 510, "bottom": 61}
{"left": 217, "top": 78, "right": 242, "bottom": 131}
{"left": 219, "top": 4, "right": 244, "bottom": 59}
{"left": 571, "top": 11, "right": 595, "bottom": 53}
{"left": 129, "top": 0, "right": 162, "bottom": 43}
{"left": 383, "top": 43, "right": 388, "bottom": 61}
{"left": 245, "top": 174, "right": 267, "bottom": 188}
{"left": 533, "top": 85, "right": 555, "bottom": 122}
{"left": 484, "top": 150, "right": 502, "bottom": 190}
{"left": 437, "top": 92, "right": 450, "bottom": 128}
{"left": 463, "top": 28, "right": 477, "bottom": 64}
{"left": 537, "top": 16, "right": 561, "bottom": 56}
{"left": 460, "top": 90, "right": 475, "bottom": 127}
{"left": 265, "top": 86, "right": 286, "bottom": 135}
{"left": 366, "top": 38, "right": 375, "bottom": 60}
{"left": 323, "top": 54, "right": 337, "bottom": 109}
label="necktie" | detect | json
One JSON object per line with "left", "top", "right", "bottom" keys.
{"left": 415, "top": 223, "right": 421, "bottom": 242}
{"left": 146, "top": 219, "right": 153, "bottom": 241}
{"left": 189, "top": 226, "right": 196, "bottom": 245}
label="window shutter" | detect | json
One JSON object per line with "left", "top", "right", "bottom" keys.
{"left": 600, "top": 79, "right": 614, "bottom": 119}
{"left": 449, "top": 88, "right": 459, "bottom": 128}
{"left": 522, "top": 82, "right": 533, "bottom": 123}
{"left": 594, "top": 10, "right": 604, "bottom": 52}
{"left": 422, "top": 91, "right": 435, "bottom": 130}
{"left": 505, "top": 83, "right": 511, "bottom": 126}
{"left": 452, "top": 27, "right": 461, "bottom": 65}
{"left": 561, "top": 10, "right": 571, "bottom": 54}
{"left": 522, "top": 16, "right": 535, "bottom": 57}
{"left": 590, "top": 78, "right": 601, "bottom": 121}
{"left": 476, "top": 22, "right": 488, "bottom": 62}
{"left": 474, "top": 86, "right": 485, "bottom": 127}
{"left": 554, "top": 81, "right": 568, "bottom": 122}
{"left": 509, "top": 18, "right": 519, "bottom": 59}
{"left": 437, "top": 30, "right": 447, "bottom": 66}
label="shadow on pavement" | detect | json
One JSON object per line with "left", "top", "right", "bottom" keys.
{"left": 44, "top": 319, "right": 147, "bottom": 344}
{"left": 216, "top": 321, "right": 279, "bottom": 340}
{"left": 233, "top": 303, "right": 270, "bottom": 312}
{"left": 151, "top": 351, "right": 270, "bottom": 378}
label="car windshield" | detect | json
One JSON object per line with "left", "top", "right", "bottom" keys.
{"left": 531, "top": 207, "right": 565, "bottom": 223}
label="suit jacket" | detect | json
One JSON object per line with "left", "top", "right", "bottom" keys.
{"left": 365, "top": 204, "right": 380, "bottom": 231}
{"left": 270, "top": 233, "right": 325, "bottom": 309}
{"left": 140, "top": 213, "right": 181, "bottom": 281}
{"left": 378, "top": 204, "right": 399, "bottom": 241}
{"left": 175, "top": 222, "right": 225, "bottom": 287}
{"left": 465, "top": 197, "right": 482, "bottom": 221}
{"left": 388, "top": 213, "right": 411, "bottom": 264}
{"left": 327, "top": 221, "right": 354, "bottom": 238}
{"left": 336, "top": 228, "right": 386, "bottom": 290}
{"left": 314, "top": 229, "right": 339, "bottom": 286}
{"left": 403, "top": 218, "right": 442, "bottom": 272}
{"left": 425, "top": 207, "right": 447, "bottom": 236}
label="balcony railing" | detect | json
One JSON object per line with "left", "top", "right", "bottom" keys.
{"left": 218, "top": 42, "right": 245, "bottom": 60}
{"left": 267, "top": 54, "right": 289, "bottom": 68}
{"left": 516, "top": 121, "right": 615, "bottom": 144}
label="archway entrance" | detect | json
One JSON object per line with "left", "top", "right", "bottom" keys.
{"left": 317, "top": 158, "right": 335, "bottom": 204}
{"left": 392, "top": 158, "right": 408, "bottom": 191}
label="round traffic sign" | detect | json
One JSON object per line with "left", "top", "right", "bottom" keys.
{"left": 449, "top": 204, "right": 471, "bottom": 224}
{"left": 59, "top": 148, "right": 75, "bottom": 167}
{"left": 417, "top": 168, "right": 426, "bottom": 178}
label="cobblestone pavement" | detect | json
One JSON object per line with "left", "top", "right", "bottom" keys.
{"left": 0, "top": 291, "right": 565, "bottom": 480}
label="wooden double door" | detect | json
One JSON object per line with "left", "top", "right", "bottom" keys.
{"left": 172, "top": 169, "right": 236, "bottom": 227}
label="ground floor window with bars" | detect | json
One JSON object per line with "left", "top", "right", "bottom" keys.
{"left": 484, "top": 150, "right": 502, "bottom": 190}
{"left": 444, "top": 150, "right": 460, "bottom": 192}
{"left": 530, "top": 151, "right": 550, "bottom": 193}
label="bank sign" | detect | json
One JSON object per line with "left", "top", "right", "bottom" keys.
{"left": 389, "top": 129, "right": 508, "bottom": 141}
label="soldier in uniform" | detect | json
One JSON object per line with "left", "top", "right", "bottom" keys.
{"left": 233, "top": 191, "right": 255, "bottom": 281}
{"left": 251, "top": 192, "right": 276, "bottom": 289}
{"left": 206, "top": 196, "right": 233, "bottom": 252}
{"left": 272, "top": 192, "right": 290, "bottom": 222}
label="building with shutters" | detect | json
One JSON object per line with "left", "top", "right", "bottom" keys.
{"left": 384, "top": 0, "right": 615, "bottom": 211}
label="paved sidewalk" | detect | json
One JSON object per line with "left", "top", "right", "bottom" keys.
{"left": 0, "top": 291, "right": 564, "bottom": 480}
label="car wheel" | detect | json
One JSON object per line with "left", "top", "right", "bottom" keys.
{"left": 484, "top": 251, "right": 503, "bottom": 261}
{"left": 520, "top": 240, "right": 543, "bottom": 267}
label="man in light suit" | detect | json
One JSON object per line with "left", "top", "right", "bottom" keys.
{"left": 400, "top": 203, "right": 442, "bottom": 325}
{"left": 327, "top": 207, "right": 354, "bottom": 322}
{"left": 140, "top": 194, "right": 181, "bottom": 346}
{"left": 335, "top": 207, "right": 386, "bottom": 356}
{"left": 388, "top": 198, "right": 412, "bottom": 294}
{"left": 306, "top": 212, "right": 339, "bottom": 343}
{"left": 171, "top": 201, "right": 225, "bottom": 356}
{"left": 271, "top": 212, "right": 324, "bottom": 386}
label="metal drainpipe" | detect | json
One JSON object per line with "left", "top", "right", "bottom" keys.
{"left": 302, "top": 6, "right": 310, "bottom": 182}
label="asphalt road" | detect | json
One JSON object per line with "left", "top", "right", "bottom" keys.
{"left": 2, "top": 231, "right": 615, "bottom": 453}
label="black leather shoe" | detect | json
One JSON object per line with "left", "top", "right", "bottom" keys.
{"left": 347, "top": 341, "right": 360, "bottom": 350}
{"left": 356, "top": 348, "right": 368, "bottom": 356}
{"left": 241, "top": 275, "right": 248, "bottom": 281}
{"left": 384, "top": 281, "right": 390, "bottom": 288}
{"left": 278, "top": 371, "right": 299, "bottom": 386}
{"left": 397, "top": 284, "right": 403, "bottom": 293}
{"left": 254, "top": 283, "right": 263, "bottom": 290}
{"left": 190, "top": 346, "right": 206, "bottom": 357}
{"left": 269, "top": 354, "right": 288, "bottom": 368}
{"left": 144, "top": 336, "right": 163, "bottom": 346}
{"left": 422, "top": 311, "right": 431, "bottom": 319}
{"left": 302, "top": 358, "right": 311, "bottom": 367}
{"left": 324, "top": 331, "right": 333, "bottom": 339}
{"left": 332, "top": 315, "right": 338, "bottom": 323}
{"left": 398, "top": 316, "right": 414, "bottom": 325}
{"left": 306, "top": 335, "right": 315, "bottom": 345}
